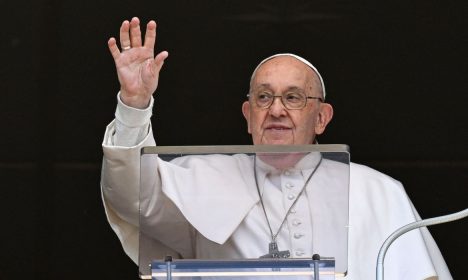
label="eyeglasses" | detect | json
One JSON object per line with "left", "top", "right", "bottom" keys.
{"left": 247, "top": 91, "right": 323, "bottom": 110}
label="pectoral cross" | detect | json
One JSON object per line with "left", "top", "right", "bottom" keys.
{"left": 260, "top": 242, "right": 290, "bottom": 258}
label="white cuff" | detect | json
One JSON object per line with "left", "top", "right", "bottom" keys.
{"left": 115, "top": 92, "right": 154, "bottom": 128}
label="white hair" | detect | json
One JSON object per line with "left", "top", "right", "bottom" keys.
{"left": 250, "top": 53, "right": 326, "bottom": 99}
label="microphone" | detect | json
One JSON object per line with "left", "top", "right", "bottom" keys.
{"left": 376, "top": 207, "right": 468, "bottom": 280}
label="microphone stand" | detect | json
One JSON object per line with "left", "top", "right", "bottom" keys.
{"left": 376, "top": 208, "right": 468, "bottom": 280}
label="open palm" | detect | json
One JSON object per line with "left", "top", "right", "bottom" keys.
{"left": 108, "top": 17, "right": 168, "bottom": 109}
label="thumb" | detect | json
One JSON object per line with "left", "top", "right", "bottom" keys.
{"left": 152, "top": 51, "right": 169, "bottom": 73}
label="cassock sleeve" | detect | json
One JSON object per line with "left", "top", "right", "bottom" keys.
{"left": 348, "top": 163, "right": 452, "bottom": 280}
{"left": 100, "top": 93, "right": 194, "bottom": 264}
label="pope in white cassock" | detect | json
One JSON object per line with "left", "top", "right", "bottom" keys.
{"left": 101, "top": 17, "right": 453, "bottom": 279}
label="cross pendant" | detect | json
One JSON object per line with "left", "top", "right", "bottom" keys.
{"left": 260, "top": 242, "right": 291, "bottom": 258}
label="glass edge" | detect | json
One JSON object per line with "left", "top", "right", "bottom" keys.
{"left": 141, "top": 144, "right": 350, "bottom": 155}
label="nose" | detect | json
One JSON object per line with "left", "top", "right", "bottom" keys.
{"left": 268, "top": 96, "right": 287, "bottom": 117}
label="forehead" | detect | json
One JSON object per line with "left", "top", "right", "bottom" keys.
{"left": 252, "top": 56, "right": 317, "bottom": 89}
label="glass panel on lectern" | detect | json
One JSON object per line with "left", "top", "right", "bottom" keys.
{"left": 139, "top": 145, "right": 350, "bottom": 279}
{"left": 151, "top": 258, "right": 336, "bottom": 279}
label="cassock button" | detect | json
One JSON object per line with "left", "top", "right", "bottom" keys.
{"left": 292, "top": 219, "right": 302, "bottom": 226}
{"left": 294, "top": 233, "right": 303, "bottom": 239}
{"left": 284, "top": 171, "right": 291, "bottom": 176}
{"left": 295, "top": 250, "right": 305, "bottom": 256}
{"left": 290, "top": 208, "right": 297, "bottom": 214}
{"left": 287, "top": 194, "right": 295, "bottom": 200}
{"left": 285, "top": 183, "right": 293, "bottom": 188}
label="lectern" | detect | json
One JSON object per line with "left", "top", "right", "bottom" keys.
{"left": 151, "top": 257, "right": 335, "bottom": 280}
{"left": 139, "top": 145, "right": 350, "bottom": 279}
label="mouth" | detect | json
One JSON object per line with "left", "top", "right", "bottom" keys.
{"left": 260, "top": 124, "right": 294, "bottom": 144}
{"left": 265, "top": 124, "right": 291, "bottom": 131}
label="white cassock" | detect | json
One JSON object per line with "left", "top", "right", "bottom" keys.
{"left": 101, "top": 94, "right": 452, "bottom": 280}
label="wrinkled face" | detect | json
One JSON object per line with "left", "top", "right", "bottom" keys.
{"left": 242, "top": 56, "right": 333, "bottom": 145}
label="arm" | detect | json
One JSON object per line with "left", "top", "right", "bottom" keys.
{"left": 106, "top": 17, "right": 168, "bottom": 147}
{"left": 103, "top": 16, "right": 168, "bottom": 228}
{"left": 101, "top": 18, "right": 193, "bottom": 263}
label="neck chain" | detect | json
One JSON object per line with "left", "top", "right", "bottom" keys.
{"left": 253, "top": 154, "right": 323, "bottom": 258}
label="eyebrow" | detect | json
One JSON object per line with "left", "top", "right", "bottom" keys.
{"left": 252, "top": 84, "right": 304, "bottom": 92}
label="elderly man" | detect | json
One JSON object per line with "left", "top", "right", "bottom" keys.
{"left": 101, "top": 17, "right": 451, "bottom": 279}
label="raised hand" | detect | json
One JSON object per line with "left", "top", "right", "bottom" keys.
{"left": 108, "top": 17, "right": 169, "bottom": 109}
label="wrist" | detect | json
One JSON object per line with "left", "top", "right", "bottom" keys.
{"left": 116, "top": 92, "right": 154, "bottom": 128}
{"left": 120, "top": 90, "right": 152, "bottom": 109}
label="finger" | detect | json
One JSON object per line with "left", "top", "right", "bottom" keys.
{"left": 152, "top": 51, "right": 169, "bottom": 72}
{"left": 119, "top": 20, "right": 131, "bottom": 49}
{"left": 129, "top": 17, "right": 142, "bottom": 47}
{"left": 144, "top": 20, "right": 157, "bottom": 50}
{"left": 108, "top": 37, "right": 121, "bottom": 60}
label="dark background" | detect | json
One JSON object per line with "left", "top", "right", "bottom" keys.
{"left": 2, "top": 0, "right": 467, "bottom": 279}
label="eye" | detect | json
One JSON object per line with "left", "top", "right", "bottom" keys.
{"left": 285, "top": 92, "right": 303, "bottom": 103}
{"left": 257, "top": 92, "right": 272, "bottom": 102}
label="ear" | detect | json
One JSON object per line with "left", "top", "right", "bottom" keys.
{"left": 314, "top": 103, "right": 333, "bottom": 135}
{"left": 242, "top": 101, "right": 252, "bottom": 134}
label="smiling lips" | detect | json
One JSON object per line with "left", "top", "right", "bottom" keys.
{"left": 265, "top": 124, "right": 291, "bottom": 131}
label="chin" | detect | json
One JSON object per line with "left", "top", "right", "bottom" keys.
{"left": 261, "top": 139, "right": 294, "bottom": 145}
